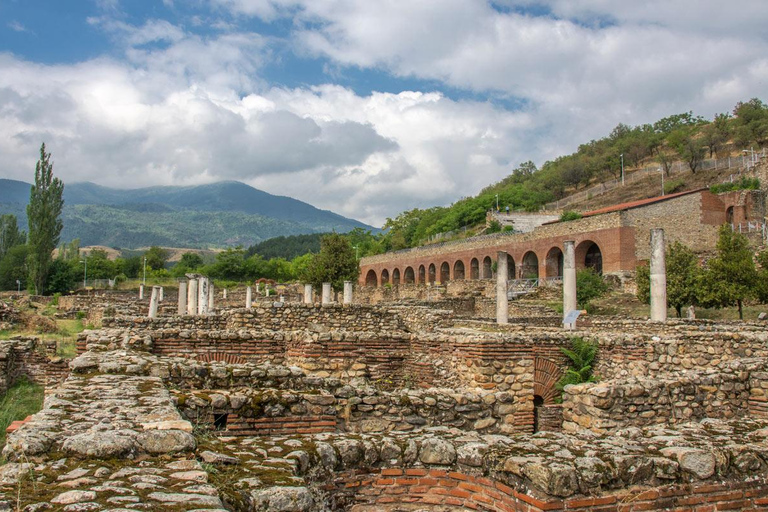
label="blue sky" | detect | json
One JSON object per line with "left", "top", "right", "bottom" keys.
{"left": 0, "top": 0, "right": 766, "bottom": 226}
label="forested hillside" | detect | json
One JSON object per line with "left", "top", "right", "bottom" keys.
{"left": 379, "top": 98, "right": 768, "bottom": 250}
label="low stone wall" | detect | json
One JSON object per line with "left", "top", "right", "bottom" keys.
{"left": 562, "top": 359, "right": 760, "bottom": 433}
{"left": 102, "top": 304, "right": 408, "bottom": 334}
{"left": 174, "top": 386, "right": 531, "bottom": 437}
{"left": 0, "top": 337, "right": 70, "bottom": 393}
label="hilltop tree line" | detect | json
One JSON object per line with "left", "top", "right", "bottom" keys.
{"left": 636, "top": 226, "right": 768, "bottom": 320}
{"left": 379, "top": 98, "right": 768, "bottom": 251}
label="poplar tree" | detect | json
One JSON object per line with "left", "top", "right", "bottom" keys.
{"left": 27, "top": 143, "right": 64, "bottom": 295}
{"left": 0, "top": 214, "right": 26, "bottom": 261}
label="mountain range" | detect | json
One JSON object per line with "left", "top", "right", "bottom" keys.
{"left": 0, "top": 179, "right": 373, "bottom": 249}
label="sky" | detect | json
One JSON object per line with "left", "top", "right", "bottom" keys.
{"left": 0, "top": 1, "right": 766, "bottom": 227}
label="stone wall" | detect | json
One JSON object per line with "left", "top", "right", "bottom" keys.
{"left": 175, "top": 386, "right": 530, "bottom": 437}
{"left": 0, "top": 337, "right": 70, "bottom": 393}
{"left": 621, "top": 190, "right": 724, "bottom": 262}
{"left": 103, "top": 304, "right": 408, "bottom": 334}
{"left": 562, "top": 359, "right": 760, "bottom": 433}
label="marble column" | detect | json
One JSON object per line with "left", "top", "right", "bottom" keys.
{"left": 496, "top": 251, "right": 509, "bottom": 325}
{"left": 650, "top": 228, "right": 667, "bottom": 322}
{"left": 178, "top": 281, "right": 187, "bottom": 316}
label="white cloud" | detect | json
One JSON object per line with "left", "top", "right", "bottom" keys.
{"left": 1, "top": 2, "right": 768, "bottom": 228}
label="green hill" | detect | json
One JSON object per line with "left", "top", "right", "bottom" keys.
{"left": 0, "top": 179, "right": 373, "bottom": 249}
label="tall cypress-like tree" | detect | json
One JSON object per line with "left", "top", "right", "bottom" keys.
{"left": 0, "top": 214, "right": 26, "bottom": 261}
{"left": 27, "top": 143, "right": 64, "bottom": 295}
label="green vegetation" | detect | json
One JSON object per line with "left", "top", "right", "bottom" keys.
{"left": 300, "top": 233, "right": 359, "bottom": 292}
{"left": 637, "top": 228, "right": 768, "bottom": 320}
{"left": 559, "top": 210, "right": 582, "bottom": 222}
{"left": 555, "top": 337, "right": 598, "bottom": 396}
{"left": 246, "top": 233, "right": 322, "bottom": 260}
{"left": 709, "top": 177, "right": 760, "bottom": 194}
{"left": 663, "top": 178, "right": 686, "bottom": 194}
{"left": 0, "top": 377, "right": 44, "bottom": 449}
{"left": 486, "top": 220, "right": 502, "bottom": 234}
{"left": 378, "top": 98, "right": 767, "bottom": 250}
{"left": 27, "top": 143, "right": 64, "bottom": 294}
{"left": 576, "top": 268, "right": 609, "bottom": 310}
{"left": 698, "top": 225, "right": 758, "bottom": 320}
{"left": 636, "top": 242, "right": 700, "bottom": 318}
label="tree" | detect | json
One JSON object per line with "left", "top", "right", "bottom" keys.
{"left": 301, "top": 233, "right": 359, "bottom": 292}
{"left": 172, "top": 252, "right": 204, "bottom": 277}
{"left": 143, "top": 246, "right": 169, "bottom": 271}
{"left": 698, "top": 226, "right": 756, "bottom": 319}
{"left": 58, "top": 238, "right": 81, "bottom": 261}
{"left": 666, "top": 242, "right": 701, "bottom": 317}
{"left": 27, "top": 143, "right": 64, "bottom": 295}
{"left": 668, "top": 127, "right": 706, "bottom": 173}
{"left": 0, "top": 214, "right": 26, "bottom": 262}
{"left": 636, "top": 242, "right": 700, "bottom": 317}
{"left": 0, "top": 244, "right": 29, "bottom": 291}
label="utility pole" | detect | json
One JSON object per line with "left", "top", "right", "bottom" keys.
{"left": 495, "top": 194, "right": 499, "bottom": 211}
{"left": 80, "top": 258, "right": 87, "bottom": 289}
{"left": 620, "top": 154, "right": 625, "bottom": 186}
{"left": 143, "top": 256, "right": 147, "bottom": 286}
{"left": 660, "top": 168, "right": 664, "bottom": 196}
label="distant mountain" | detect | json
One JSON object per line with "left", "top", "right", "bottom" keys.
{"left": 0, "top": 179, "right": 374, "bottom": 249}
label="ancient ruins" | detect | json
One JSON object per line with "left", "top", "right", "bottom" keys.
{"left": 2, "top": 233, "right": 768, "bottom": 512}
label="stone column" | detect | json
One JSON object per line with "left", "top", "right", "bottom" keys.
{"left": 304, "top": 284, "right": 313, "bottom": 304}
{"left": 322, "top": 283, "right": 332, "bottom": 305}
{"left": 187, "top": 279, "right": 198, "bottom": 315}
{"left": 139, "top": 284, "right": 144, "bottom": 300}
{"left": 208, "top": 283, "right": 215, "bottom": 311}
{"left": 256, "top": 282, "right": 261, "bottom": 293}
{"left": 198, "top": 277, "right": 208, "bottom": 315}
{"left": 223, "top": 289, "right": 227, "bottom": 300}
{"left": 343, "top": 281, "right": 353, "bottom": 304}
{"left": 148, "top": 286, "right": 160, "bottom": 318}
{"left": 496, "top": 251, "right": 509, "bottom": 325}
{"left": 279, "top": 294, "right": 284, "bottom": 302}
{"left": 178, "top": 281, "right": 187, "bottom": 316}
{"left": 563, "top": 240, "right": 577, "bottom": 324}
{"left": 246, "top": 286, "right": 252, "bottom": 308}
{"left": 158, "top": 287, "right": 164, "bottom": 302}
{"left": 650, "top": 228, "right": 667, "bottom": 322}
{"left": 264, "top": 285, "right": 269, "bottom": 297}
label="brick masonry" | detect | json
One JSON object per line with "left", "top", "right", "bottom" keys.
{"left": 358, "top": 189, "right": 730, "bottom": 287}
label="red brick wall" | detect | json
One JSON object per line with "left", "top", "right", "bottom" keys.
{"left": 334, "top": 468, "right": 768, "bottom": 511}
{"left": 225, "top": 414, "right": 337, "bottom": 436}
{"left": 359, "top": 227, "right": 636, "bottom": 286}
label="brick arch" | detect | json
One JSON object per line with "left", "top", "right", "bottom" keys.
{"left": 417, "top": 265, "right": 426, "bottom": 284}
{"left": 365, "top": 269, "right": 377, "bottom": 286}
{"left": 381, "top": 269, "right": 390, "bottom": 285}
{"left": 575, "top": 239, "right": 603, "bottom": 274}
{"left": 428, "top": 263, "right": 436, "bottom": 283}
{"left": 453, "top": 260, "right": 465, "bottom": 280}
{"left": 482, "top": 256, "right": 493, "bottom": 278}
{"left": 440, "top": 261, "right": 450, "bottom": 283}
{"left": 545, "top": 246, "right": 563, "bottom": 279}
{"left": 521, "top": 251, "right": 539, "bottom": 279}
{"left": 470, "top": 257, "right": 480, "bottom": 279}
{"left": 392, "top": 268, "right": 401, "bottom": 285}
{"left": 196, "top": 352, "right": 246, "bottom": 364}
{"left": 533, "top": 357, "right": 562, "bottom": 404}
{"left": 404, "top": 266, "right": 415, "bottom": 284}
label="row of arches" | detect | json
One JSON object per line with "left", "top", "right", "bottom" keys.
{"left": 364, "top": 241, "right": 603, "bottom": 287}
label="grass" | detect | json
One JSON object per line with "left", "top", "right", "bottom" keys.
{"left": 0, "top": 377, "right": 44, "bottom": 450}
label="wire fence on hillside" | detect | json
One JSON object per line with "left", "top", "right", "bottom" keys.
{"left": 542, "top": 149, "right": 766, "bottom": 211}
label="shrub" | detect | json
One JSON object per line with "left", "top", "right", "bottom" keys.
{"left": 663, "top": 178, "right": 685, "bottom": 194}
{"left": 486, "top": 220, "right": 502, "bottom": 234}
{"left": 576, "top": 268, "right": 608, "bottom": 308}
{"left": 710, "top": 177, "right": 760, "bottom": 194}
{"left": 555, "top": 337, "right": 598, "bottom": 396}
{"left": 559, "top": 210, "right": 582, "bottom": 222}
